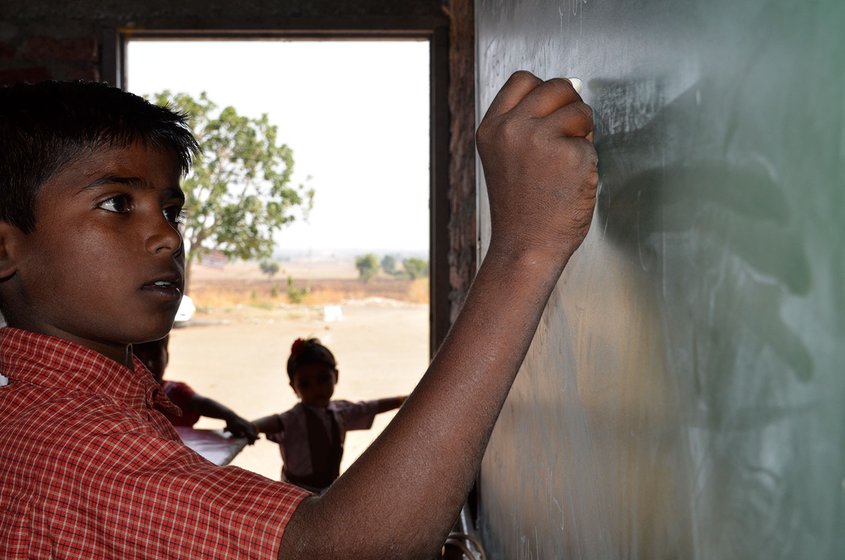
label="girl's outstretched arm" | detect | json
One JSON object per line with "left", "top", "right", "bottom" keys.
{"left": 375, "top": 396, "right": 407, "bottom": 414}
{"left": 253, "top": 414, "right": 283, "bottom": 435}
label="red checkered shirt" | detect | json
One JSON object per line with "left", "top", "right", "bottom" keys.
{"left": 0, "top": 328, "right": 310, "bottom": 559}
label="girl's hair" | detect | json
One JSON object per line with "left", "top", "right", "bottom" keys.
{"left": 286, "top": 337, "right": 337, "bottom": 381}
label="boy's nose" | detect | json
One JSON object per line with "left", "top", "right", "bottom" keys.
{"left": 145, "top": 216, "right": 183, "bottom": 256}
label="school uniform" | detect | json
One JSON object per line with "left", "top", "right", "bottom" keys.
{"left": 0, "top": 328, "right": 309, "bottom": 559}
{"left": 266, "top": 400, "right": 379, "bottom": 492}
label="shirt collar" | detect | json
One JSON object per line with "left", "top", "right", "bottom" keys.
{"left": 0, "top": 327, "right": 178, "bottom": 414}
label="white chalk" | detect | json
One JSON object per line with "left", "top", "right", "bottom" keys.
{"left": 567, "top": 77, "right": 583, "bottom": 94}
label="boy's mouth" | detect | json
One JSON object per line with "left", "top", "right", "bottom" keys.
{"left": 141, "top": 276, "right": 183, "bottom": 299}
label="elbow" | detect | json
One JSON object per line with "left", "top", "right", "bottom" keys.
{"left": 280, "top": 496, "right": 447, "bottom": 560}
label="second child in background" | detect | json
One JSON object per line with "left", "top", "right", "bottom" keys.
{"left": 134, "top": 336, "right": 258, "bottom": 443}
{"left": 253, "top": 337, "right": 407, "bottom": 493}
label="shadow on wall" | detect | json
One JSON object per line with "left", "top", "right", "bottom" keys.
{"left": 594, "top": 77, "right": 812, "bottom": 383}
{"left": 590, "top": 76, "right": 820, "bottom": 557}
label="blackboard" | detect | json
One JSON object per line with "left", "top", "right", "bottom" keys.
{"left": 476, "top": 0, "right": 845, "bottom": 558}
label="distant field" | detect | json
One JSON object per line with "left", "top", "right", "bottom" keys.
{"left": 170, "top": 259, "right": 430, "bottom": 479}
{"left": 187, "top": 259, "right": 429, "bottom": 311}
{"left": 193, "top": 258, "right": 360, "bottom": 280}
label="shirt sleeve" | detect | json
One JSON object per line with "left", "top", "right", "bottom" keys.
{"left": 333, "top": 399, "right": 379, "bottom": 431}
{"left": 266, "top": 412, "right": 285, "bottom": 444}
{"left": 163, "top": 381, "right": 202, "bottom": 426}
{"left": 163, "top": 380, "right": 196, "bottom": 406}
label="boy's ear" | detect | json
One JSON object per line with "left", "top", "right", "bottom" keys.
{"left": 0, "top": 221, "right": 24, "bottom": 280}
{"left": 334, "top": 369, "right": 339, "bottom": 383}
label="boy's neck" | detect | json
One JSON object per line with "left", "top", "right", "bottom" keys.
{"left": 7, "top": 322, "right": 134, "bottom": 369}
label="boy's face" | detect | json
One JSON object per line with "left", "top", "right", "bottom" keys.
{"left": 290, "top": 362, "right": 337, "bottom": 408}
{"left": 3, "top": 142, "right": 185, "bottom": 364}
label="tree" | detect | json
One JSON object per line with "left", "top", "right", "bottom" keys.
{"left": 259, "top": 260, "right": 280, "bottom": 278}
{"left": 402, "top": 257, "right": 429, "bottom": 280}
{"left": 355, "top": 253, "right": 380, "bottom": 283}
{"left": 149, "top": 91, "right": 313, "bottom": 292}
{"left": 380, "top": 254, "right": 398, "bottom": 276}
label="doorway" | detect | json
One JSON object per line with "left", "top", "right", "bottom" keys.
{"left": 124, "top": 38, "right": 433, "bottom": 478}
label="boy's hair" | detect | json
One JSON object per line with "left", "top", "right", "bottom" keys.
{"left": 0, "top": 80, "right": 199, "bottom": 234}
{"left": 287, "top": 338, "right": 337, "bottom": 381}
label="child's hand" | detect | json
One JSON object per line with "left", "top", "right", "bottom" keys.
{"left": 476, "top": 71, "right": 598, "bottom": 263}
{"left": 225, "top": 416, "right": 259, "bottom": 444}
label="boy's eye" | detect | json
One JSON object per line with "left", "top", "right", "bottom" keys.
{"left": 163, "top": 206, "right": 187, "bottom": 225}
{"left": 98, "top": 195, "right": 131, "bottom": 213}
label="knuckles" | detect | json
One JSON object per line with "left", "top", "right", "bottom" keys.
{"left": 571, "top": 102, "right": 595, "bottom": 132}
{"left": 475, "top": 115, "right": 501, "bottom": 150}
{"left": 507, "top": 70, "right": 543, "bottom": 88}
{"left": 544, "top": 77, "right": 580, "bottom": 100}
{"left": 574, "top": 101, "right": 594, "bottom": 121}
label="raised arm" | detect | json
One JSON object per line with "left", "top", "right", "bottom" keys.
{"left": 280, "top": 71, "right": 598, "bottom": 559}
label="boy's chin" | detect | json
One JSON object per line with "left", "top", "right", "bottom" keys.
{"left": 131, "top": 322, "right": 175, "bottom": 345}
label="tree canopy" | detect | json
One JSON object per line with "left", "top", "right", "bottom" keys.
{"left": 259, "top": 260, "right": 281, "bottom": 278}
{"left": 355, "top": 253, "right": 380, "bottom": 283}
{"left": 402, "top": 257, "right": 429, "bottom": 280}
{"left": 149, "top": 91, "right": 313, "bottom": 291}
{"left": 381, "top": 254, "right": 398, "bottom": 276}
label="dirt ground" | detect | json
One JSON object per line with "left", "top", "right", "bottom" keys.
{"left": 166, "top": 295, "right": 429, "bottom": 480}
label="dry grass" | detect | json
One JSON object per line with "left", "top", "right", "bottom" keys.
{"left": 187, "top": 274, "right": 429, "bottom": 311}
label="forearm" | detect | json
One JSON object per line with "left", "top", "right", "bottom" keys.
{"left": 281, "top": 71, "right": 596, "bottom": 558}
{"left": 194, "top": 396, "right": 258, "bottom": 442}
{"left": 253, "top": 414, "right": 282, "bottom": 434}
{"left": 193, "top": 396, "right": 239, "bottom": 423}
{"left": 375, "top": 396, "right": 407, "bottom": 414}
{"left": 281, "top": 245, "right": 571, "bottom": 559}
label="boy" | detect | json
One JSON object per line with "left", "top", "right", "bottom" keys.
{"left": 253, "top": 337, "right": 407, "bottom": 492}
{"left": 0, "top": 73, "right": 597, "bottom": 558}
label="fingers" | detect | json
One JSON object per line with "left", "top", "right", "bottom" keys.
{"left": 484, "top": 71, "right": 543, "bottom": 118}
{"left": 481, "top": 73, "right": 591, "bottom": 143}
{"left": 547, "top": 101, "right": 594, "bottom": 138}
{"left": 511, "top": 77, "right": 582, "bottom": 119}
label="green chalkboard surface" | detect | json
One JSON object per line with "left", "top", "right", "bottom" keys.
{"left": 476, "top": 0, "right": 844, "bottom": 558}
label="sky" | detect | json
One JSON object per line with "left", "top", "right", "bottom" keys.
{"left": 127, "top": 40, "right": 430, "bottom": 256}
